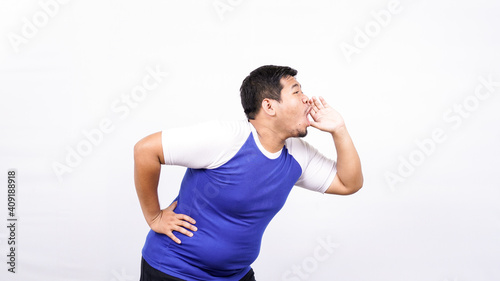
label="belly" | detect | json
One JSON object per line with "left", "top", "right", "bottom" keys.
{"left": 170, "top": 206, "right": 267, "bottom": 272}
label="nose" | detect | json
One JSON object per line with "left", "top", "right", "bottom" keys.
{"left": 302, "top": 93, "right": 310, "bottom": 104}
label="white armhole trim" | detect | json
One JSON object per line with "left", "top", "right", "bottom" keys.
{"left": 286, "top": 138, "right": 337, "bottom": 193}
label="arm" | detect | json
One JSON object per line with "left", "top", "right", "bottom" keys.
{"left": 309, "top": 97, "right": 363, "bottom": 195}
{"left": 134, "top": 132, "right": 197, "bottom": 244}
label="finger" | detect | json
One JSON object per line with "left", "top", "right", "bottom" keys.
{"left": 310, "top": 97, "right": 319, "bottom": 112}
{"left": 173, "top": 225, "right": 194, "bottom": 237}
{"left": 313, "top": 96, "right": 324, "bottom": 109}
{"left": 308, "top": 112, "right": 318, "bottom": 123}
{"left": 309, "top": 97, "right": 316, "bottom": 106}
{"left": 308, "top": 117, "right": 320, "bottom": 129}
{"left": 166, "top": 201, "right": 178, "bottom": 212}
{"left": 176, "top": 213, "right": 196, "bottom": 225}
{"left": 177, "top": 219, "right": 198, "bottom": 232}
{"left": 310, "top": 106, "right": 317, "bottom": 115}
{"left": 318, "top": 96, "right": 329, "bottom": 107}
{"left": 166, "top": 231, "right": 182, "bottom": 244}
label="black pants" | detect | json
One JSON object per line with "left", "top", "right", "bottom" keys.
{"left": 140, "top": 257, "right": 256, "bottom": 281}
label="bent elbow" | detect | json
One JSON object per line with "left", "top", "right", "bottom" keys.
{"left": 353, "top": 176, "right": 364, "bottom": 193}
{"left": 345, "top": 177, "right": 364, "bottom": 195}
{"left": 350, "top": 182, "right": 363, "bottom": 195}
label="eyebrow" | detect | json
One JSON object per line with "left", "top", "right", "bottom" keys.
{"left": 290, "top": 83, "right": 301, "bottom": 90}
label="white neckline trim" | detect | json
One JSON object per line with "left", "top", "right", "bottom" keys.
{"left": 248, "top": 122, "right": 283, "bottom": 160}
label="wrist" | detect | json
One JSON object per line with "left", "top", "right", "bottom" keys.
{"left": 330, "top": 124, "right": 347, "bottom": 137}
{"left": 146, "top": 209, "right": 162, "bottom": 226}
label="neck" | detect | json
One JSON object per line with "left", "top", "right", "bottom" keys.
{"left": 249, "top": 119, "right": 286, "bottom": 153}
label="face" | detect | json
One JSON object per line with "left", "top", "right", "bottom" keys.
{"left": 274, "top": 76, "right": 311, "bottom": 138}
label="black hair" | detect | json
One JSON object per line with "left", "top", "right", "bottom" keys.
{"left": 240, "top": 65, "right": 298, "bottom": 120}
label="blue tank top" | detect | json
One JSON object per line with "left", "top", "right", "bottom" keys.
{"left": 142, "top": 132, "right": 302, "bottom": 280}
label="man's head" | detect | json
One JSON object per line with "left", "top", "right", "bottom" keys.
{"left": 240, "top": 65, "right": 298, "bottom": 120}
{"left": 240, "top": 65, "right": 312, "bottom": 138}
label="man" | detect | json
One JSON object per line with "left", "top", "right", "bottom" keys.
{"left": 134, "top": 65, "right": 363, "bottom": 281}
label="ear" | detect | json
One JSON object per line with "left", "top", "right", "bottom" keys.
{"left": 260, "top": 98, "right": 277, "bottom": 117}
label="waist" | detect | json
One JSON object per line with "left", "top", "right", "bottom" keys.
{"left": 143, "top": 229, "right": 259, "bottom": 279}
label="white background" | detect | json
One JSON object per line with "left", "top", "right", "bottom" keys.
{"left": 1, "top": 0, "right": 500, "bottom": 280}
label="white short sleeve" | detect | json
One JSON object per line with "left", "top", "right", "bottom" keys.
{"left": 286, "top": 138, "right": 337, "bottom": 193}
{"left": 161, "top": 120, "right": 250, "bottom": 169}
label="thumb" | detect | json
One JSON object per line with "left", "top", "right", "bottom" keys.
{"left": 310, "top": 121, "right": 322, "bottom": 130}
{"left": 166, "top": 200, "right": 178, "bottom": 212}
{"left": 308, "top": 114, "right": 320, "bottom": 129}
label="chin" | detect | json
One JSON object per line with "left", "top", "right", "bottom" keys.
{"left": 297, "top": 128, "right": 308, "bottom": 138}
